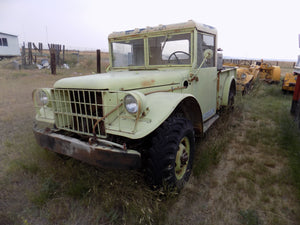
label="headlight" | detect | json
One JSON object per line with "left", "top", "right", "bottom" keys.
{"left": 123, "top": 91, "right": 146, "bottom": 116}
{"left": 39, "top": 90, "right": 49, "bottom": 105}
{"left": 33, "top": 89, "right": 51, "bottom": 107}
{"left": 241, "top": 73, "right": 247, "bottom": 79}
{"left": 124, "top": 94, "right": 139, "bottom": 114}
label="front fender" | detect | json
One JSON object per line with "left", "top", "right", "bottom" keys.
{"left": 107, "top": 92, "right": 199, "bottom": 139}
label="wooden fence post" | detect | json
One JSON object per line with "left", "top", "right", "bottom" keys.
{"left": 21, "top": 42, "right": 26, "bottom": 66}
{"left": 28, "top": 42, "right": 33, "bottom": 65}
{"left": 97, "top": 49, "right": 101, "bottom": 73}
{"left": 62, "top": 45, "right": 65, "bottom": 65}
{"left": 50, "top": 50, "right": 56, "bottom": 75}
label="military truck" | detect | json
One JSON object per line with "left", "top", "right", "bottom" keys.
{"left": 33, "top": 20, "right": 236, "bottom": 190}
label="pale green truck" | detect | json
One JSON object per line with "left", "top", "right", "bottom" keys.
{"left": 33, "top": 20, "right": 236, "bottom": 189}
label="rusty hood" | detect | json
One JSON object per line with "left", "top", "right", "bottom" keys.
{"left": 54, "top": 69, "right": 189, "bottom": 91}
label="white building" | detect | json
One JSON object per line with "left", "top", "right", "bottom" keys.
{"left": 0, "top": 32, "right": 20, "bottom": 58}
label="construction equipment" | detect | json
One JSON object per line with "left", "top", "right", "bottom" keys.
{"left": 257, "top": 60, "right": 281, "bottom": 83}
{"left": 236, "top": 67, "right": 254, "bottom": 95}
{"left": 282, "top": 72, "right": 297, "bottom": 93}
{"left": 291, "top": 56, "right": 300, "bottom": 128}
{"left": 224, "top": 60, "right": 258, "bottom": 94}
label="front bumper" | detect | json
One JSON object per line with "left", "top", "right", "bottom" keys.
{"left": 33, "top": 126, "right": 141, "bottom": 169}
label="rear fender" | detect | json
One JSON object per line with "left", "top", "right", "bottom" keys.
{"left": 221, "top": 77, "right": 236, "bottom": 106}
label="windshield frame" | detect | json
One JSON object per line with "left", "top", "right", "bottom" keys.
{"left": 109, "top": 30, "right": 194, "bottom": 70}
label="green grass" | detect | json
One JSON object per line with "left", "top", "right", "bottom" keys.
{"left": 278, "top": 113, "right": 300, "bottom": 199}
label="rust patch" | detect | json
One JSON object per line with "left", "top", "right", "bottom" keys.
{"left": 141, "top": 79, "right": 155, "bottom": 87}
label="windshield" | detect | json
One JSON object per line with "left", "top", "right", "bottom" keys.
{"left": 111, "top": 39, "right": 144, "bottom": 67}
{"left": 149, "top": 33, "right": 191, "bottom": 65}
{"left": 110, "top": 32, "right": 191, "bottom": 68}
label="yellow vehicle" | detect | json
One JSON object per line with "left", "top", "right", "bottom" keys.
{"left": 282, "top": 72, "right": 297, "bottom": 93}
{"left": 224, "top": 60, "right": 256, "bottom": 94}
{"left": 248, "top": 65, "right": 260, "bottom": 80}
{"left": 257, "top": 61, "right": 281, "bottom": 83}
{"left": 236, "top": 67, "right": 254, "bottom": 95}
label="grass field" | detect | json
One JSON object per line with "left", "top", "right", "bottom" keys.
{"left": 0, "top": 54, "right": 300, "bottom": 225}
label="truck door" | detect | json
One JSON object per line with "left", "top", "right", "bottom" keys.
{"left": 194, "top": 32, "right": 217, "bottom": 121}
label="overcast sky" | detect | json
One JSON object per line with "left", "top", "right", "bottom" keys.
{"left": 1, "top": 0, "right": 299, "bottom": 60}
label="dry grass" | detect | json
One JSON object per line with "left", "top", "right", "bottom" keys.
{"left": 0, "top": 55, "right": 300, "bottom": 225}
{"left": 167, "top": 83, "right": 300, "bottom": 225}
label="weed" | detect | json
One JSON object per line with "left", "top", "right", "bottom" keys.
{"left": 193, "top": 139, "right": 225, "bottom": 176}
{"left": 4, "top": 139, "right": 13, "bottom": 148}
{"left": 193, "top": 123, "right": 230, "bottom": 177}
{"left": 278, "top": 113, "right": 300, "bottom": 199}
{"left": 64, "top": 54, "right": 79, "bottom": 66}
{"left": 20, "top": 161, "right": 40, "bottom": 174}
{"left": 0, "top": 212, "right": 17, "bottom": 225}
{"left": 239, "top": 209, "right": 263, "bottom": 225}
{"left": 65, "top": 179, "right": 90, "bottom": 198}
{"left": 30, "top": 177, "right": 60, "bottom": 206}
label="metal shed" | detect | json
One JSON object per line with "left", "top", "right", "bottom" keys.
{"left": 0, "top": 32, "right": 20, "bottom": 59}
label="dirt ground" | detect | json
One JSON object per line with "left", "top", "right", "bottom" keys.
{"left": 0, "top": 59, "right": 299, "bottom": 225}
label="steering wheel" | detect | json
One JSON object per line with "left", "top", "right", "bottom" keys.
{"left": 168, "top": 51, "right": 190, "bottom": 64}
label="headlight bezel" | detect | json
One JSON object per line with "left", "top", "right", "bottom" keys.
{"left": 33, "top": 88, "right": 52, "bottom": 108}
{"left": 124, "top": 94, "right": 139, "bottom": 114}
{"left": 241, "top": 73, "right": 247, "bottom": 79}
{"left": 123, "top": 91, "right": 146, "bottom": 116}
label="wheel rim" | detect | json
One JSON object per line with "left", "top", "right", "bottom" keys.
{"left": 175, "top": 136, "right": 190, "bottom": 180}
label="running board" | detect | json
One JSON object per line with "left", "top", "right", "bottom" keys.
{"left": 203, "top": 115, "right": 219, "bottom": 133}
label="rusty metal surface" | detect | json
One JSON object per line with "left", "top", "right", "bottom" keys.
{"left": 33, "top": 126, "right": 141, "bottom": 169}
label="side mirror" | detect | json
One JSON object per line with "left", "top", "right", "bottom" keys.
{"left": 197, "top": 49, "right": 213, "bottom": 70}
{"left": 203, "top": 49, "right": 213, "bottom": 60}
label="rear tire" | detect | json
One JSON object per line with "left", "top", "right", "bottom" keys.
{"left": 227, "top": 88, "right": 235, "bottom": 111}
{"left": 146, "top": 117, "right": 195, "bottom": 190}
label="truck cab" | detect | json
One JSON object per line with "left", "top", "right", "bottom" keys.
{"left": 33, "top": 20, "right": 236, "bottom": 190}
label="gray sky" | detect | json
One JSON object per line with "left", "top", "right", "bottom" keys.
{"left": 1, "top": 0, "right": 299, "bottom": 60}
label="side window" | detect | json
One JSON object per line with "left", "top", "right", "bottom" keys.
{"left": 0, "top": 38, "right": 2, "bottom": 46}
{"left": 2, "top": 38, "right": 8, "bottom": 46}
{"left": 197, "top": 32, "right": 215, "bottom": 67}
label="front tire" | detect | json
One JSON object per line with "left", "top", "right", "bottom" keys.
{"left": 146, "top": 117, "right": 195, "bottom": 190}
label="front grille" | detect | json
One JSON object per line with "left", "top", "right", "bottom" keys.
{"left": 52, "top": 89, "right": 106, "bottom": 137}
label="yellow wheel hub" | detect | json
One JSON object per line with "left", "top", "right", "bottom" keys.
{"left": 175, "top": 136, "right": 190, "bottom": 180}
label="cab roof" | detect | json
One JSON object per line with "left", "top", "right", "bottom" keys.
{"left": 108, "top": 20, "right": 217, "bottom": 39}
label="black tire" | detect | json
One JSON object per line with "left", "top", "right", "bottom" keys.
{"left": 146, "top": 117, "right": 195, "bottom": 190}
{"left": 227, "top": 88, "right": 235, "bottom": 111}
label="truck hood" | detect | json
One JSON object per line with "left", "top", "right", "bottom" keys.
{"left": 54, "top": 69, "right": 190, "bottom": 91}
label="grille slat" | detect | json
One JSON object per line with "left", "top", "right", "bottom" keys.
{"left": 52, "top": 89, "right": 105, "bottom": 137}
